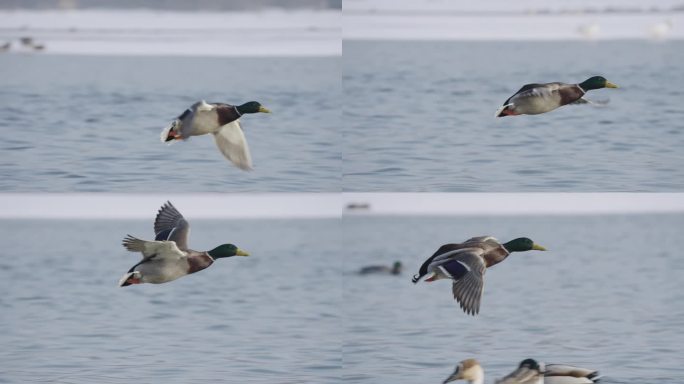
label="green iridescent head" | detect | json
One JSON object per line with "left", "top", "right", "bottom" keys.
{"left": 392, "top": 261, "right": 403, "bottom": 274}
{"left": 579, "top": 76, "right": 618, "bottom": 91}
{"left": 502, "top": 237, "right": 547, "bottom": 253}
{"left": 207, "top": 244, "right": 250, "bottom": 259}
{"left": 236, "top": 101, "right": 271, "bottom": 114}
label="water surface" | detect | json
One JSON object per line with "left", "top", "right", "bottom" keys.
{"left": 343, "top": 214, "right": 684, "bottom": 383}
{"left": 0, "top": 218, "right": 341, "bottom": 383}
{"left": 343, "top": 40, "right": 684, "bottom": 191}
{"left": 0, "top": 54, "right": 340, "bottom": 192}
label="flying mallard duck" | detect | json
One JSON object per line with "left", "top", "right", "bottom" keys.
{"left": 359, "top": 261, "right": 402, "bottom": 275}
{"left": 160, "top": 100, "right": 271, "bottom": 171}
{"left": 118, "top": 201, "right": 249, "bottom": 286}
{"left": 495, "top": 76, "right": 618, "bottom": 117}
{"left": 443, "top": 358, "right": 600, "bottom": 384}
{"left": 412, "top": 236, "right": 546, "bottom": 315}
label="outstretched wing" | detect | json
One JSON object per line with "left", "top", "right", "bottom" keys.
{"left": 445, "top": 251, "right": 486, "bottom": 315}
{"left": 495, "top": 366, "right": 541, "bottom": 384}
{"left": 545, "top": 364, "right": 599, "bottom": 384}
{"left": 503, "top": 83, "right": 547, "bottom": 104}
{"left": 570, "top": 98, "right": 610, "bottom": 106}
{"left": 213, "top": 120, "right": 253, "bottom": 171}
{"left": 154, "top": 201, "right": 190, "bottom": 250}
{"left": 122, "top": 235, "right": 184, "bottom": 260}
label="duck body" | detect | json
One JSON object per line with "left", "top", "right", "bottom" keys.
{"left": 118, "top": 201, "right": 249, "bottom": 287}
{"left": 412, "top": 236, "right": 509, "bottom": 284}
{"left": 160, "top": 100, "right": 270, "bottom": 171}
{"left": 413, "top": 236, "right": 546, "bottom": 315}
{"left": 495, "top": 359, "right": 600, "bottom": 384}
{"left": 495, "top": 76, "right": 618, "bottom": 117}
{"left": 119, "top": 236, "right": 215, "bottom": 285}
{"left": 359, "top": 261, "right": 402, "bottom": 275}
{"left": 496, "top": 83, "right": 583, "bottom": 117}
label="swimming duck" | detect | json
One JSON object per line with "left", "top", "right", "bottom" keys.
{"left": 496, "top": 359, "right": 601, "bottom": 384}
{"left": 359, "top": 261, "right": 402, "bottom": 275}
{"left": 160, "top": 100, "right": 271, "bottom": 171}
{"left": 444, "top": 358, "right": 600, "bottom": 384}
{"left": 118, "top": 201, "right": 249, "bottom": 286}
{"left": 495, "top": 76, "right": 618, "bottom": 117}
{"left": 412, "top": 236, "right": 546, "bottom": 315}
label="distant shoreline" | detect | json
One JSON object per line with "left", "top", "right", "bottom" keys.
{"left": 0, "top": 9, "right": 341, "bottom": 57}
{"left": 1, "top": 193, "right": 682, "bottom": 219}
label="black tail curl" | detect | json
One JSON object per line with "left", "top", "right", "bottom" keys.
{"left": 412, "top": 273, "right": 421, "bottom": 284}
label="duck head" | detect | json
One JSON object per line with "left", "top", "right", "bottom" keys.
{"left": 579, "top": 76, "right": 618, "bottom": 90}
{"left": 503, "top": 237, "right": 547, "bottom": 252}
{"left": 443, "top": 359, "right": 484, "bottom": 384}
{"left": 518, "top": 358, "right": 543, "bottom": 371}
{"left": 392, "top": 261, "right": 403, "bottom": 274}
{"left": 236, "top": 101, "right": 271, "bottom": 114}
{"left": 208, "top": 244, "right": 250, "bottom": 259}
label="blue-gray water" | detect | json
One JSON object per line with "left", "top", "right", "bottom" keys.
{"left": 343, "top": 40, "right": 684, "bottom": 191}
{"left": 343, "top": 214, "right": 684, "bottom": 383}
{"left": 0, "top": 55, "right": 340, "bottom": 192}
{"left": 0, "top": 218, "right": 341, "bottom": 383}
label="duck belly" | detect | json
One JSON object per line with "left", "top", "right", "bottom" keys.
{"left": 187, "top": 110, "right": 221, "bottom": 136}
{"left": 513, "top": 95, "right": 561, "bottom": 115}
{"left": 138, "top": 261, "right": 188, "bottom": 284}
{"left": 511, "top": 89, "right": 562, "bottom": 115}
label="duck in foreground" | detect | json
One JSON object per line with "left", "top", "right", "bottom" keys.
{"left": 118, "top": 201, "right": 249, "bottom": 286}
{"left": 412, "top": 236, "right": 546, "bottom": 315}
{"left": 444, "top": 358, "right": 600, "bottom": 384}
{"left": 359, "top": 261, "right": 403, "bottom": 275}
{"left": 160, "top": 100, "right": 271, "bottom": 171}
{"left": 495, "top": 76, "right": 618, "bottom": 117}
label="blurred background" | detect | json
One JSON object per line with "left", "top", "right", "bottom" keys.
{"left": 340, "top": 192, "right": 684, "bottom": 384}
{"left": 0, "top": 0, "right": 341, "bottom": 192}
{"left": 343, "top": 0, "right": 684, "bottom": 191}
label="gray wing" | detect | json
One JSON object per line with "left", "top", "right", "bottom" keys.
{"left": 569, "top": 98, "right": 609, "bottom": 106}
{"left": 122, "top": 235, "right": 184, "bottom": 260}
{"left": 545, "top": 364, "right": 599, "bottom": 384}
{"left": 213, "top": 120, "right": 253, "bottom": 171}
{"left": 512, "top": 82, "right": 564, "bottom": 100}
{"left": 451, "top": 252, "right": 486, "bottom": 315}
{"left": 544, "top": 377, "right": 595, "bottom": 384}
{"left": 431, "top": 250, "right": 486, "bottom": 315}
{"left": 495, "top": 366, "right": 542, "bottom": 384}
{"left": 462, "top": 236, "right": 498, "bottom": 244}
{"left": 154, "top": 201, "right": 190, "bottom": 250}
{"left": 504, "top": 83, "right": 547, "bottom": 104}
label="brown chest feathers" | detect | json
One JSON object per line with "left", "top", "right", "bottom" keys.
{"left": 559, "top": 86, "right": 585, "bottom": 106}
{"left": 481, "top": 245, "right": 510, "bottom": 268}
{"left": 187, "top": 253, "right": 214, "bottom": 274}
{"left": 216, "top": 105, "right": 241, "bottom": 126}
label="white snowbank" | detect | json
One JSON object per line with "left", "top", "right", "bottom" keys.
{"left": 0, "top": 9, "right": 341, "bottom": 56}
{"left": 0, "top": 193, "right": 682, "bottom": 219}
{"left": 344, "top": 0, "right": 682, "bottom": 40}
{"left": 343, "top": 193, "right": 684, "bottom": 216}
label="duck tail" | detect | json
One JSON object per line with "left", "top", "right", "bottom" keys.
{"left": 160, "top": 121, "right": 179, "bottom": 143}
{"left": 118, "top": 271, "right": 137, "bottom": 287}
{"left": 588, "top": 371, "right": 601, "bottom": 383}
{"left": 495, "top": 104, "right": 513, "bottom": 117}
{"left": 122, "top": 235, "right": 147, "bottom": 253}
{"left": 411, "top": 273, "right": 422, "bottom": 284}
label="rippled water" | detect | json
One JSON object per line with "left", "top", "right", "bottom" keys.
{"left": 0, "top": 218, "right": 341, "bottom": 383}
{"left": 343, "top": 40, "right": 684, "bottom": 191}
{"left": 343, "top": 214, "right": 684, "bottom": 383}
{"left": 0, "top": 55, "right": 340, "bottom": 192}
